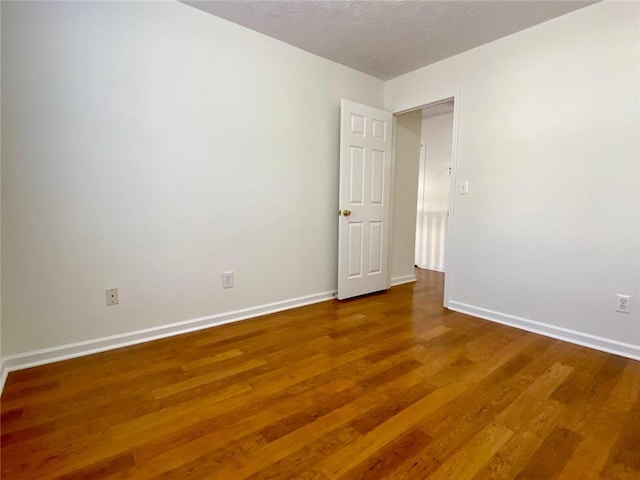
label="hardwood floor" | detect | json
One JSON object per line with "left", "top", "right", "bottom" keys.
{"left": 1, "top": 268, "right": 639, "bottom": 479}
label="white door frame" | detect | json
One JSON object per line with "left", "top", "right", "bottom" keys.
{"left": 389, "top": 89, "right": 461, "bottom": 308}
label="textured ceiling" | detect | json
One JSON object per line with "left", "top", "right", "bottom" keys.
{"left": 182, "top": 0, "right": 597, "bottom": 80}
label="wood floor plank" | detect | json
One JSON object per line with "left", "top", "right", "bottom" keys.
{"left": 246, "top": 425, "right": 361, "bottom": 480}
{"left": 514, "top": 427, "right": 582, "bottom": 479}
{"left": 556, "top": 360, "right": 640, "bottom": 480}
{"left": 2, "top": 268, "right": 638, "bottom": 479}
{"left": 339, "top": 427, "right": 432, "bottom": 480}
{"left": 494, "top": 362, "right": 574, "bottom": 431}
{"left": 472, "top": 400, "right": 568, "bottom": 480}
{"left": 427, "top": 422, "right": 515, "bottom": 480}
{"left": 600, "top": 396, "right": 640, "bottom": 479}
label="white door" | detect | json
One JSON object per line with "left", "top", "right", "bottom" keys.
{"left": 337, "top": 99, "right": 393, "bottom": 300}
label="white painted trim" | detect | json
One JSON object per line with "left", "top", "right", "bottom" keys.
{"left": 0, "top": 290, "right": 336, "bottom": 387}
{"left": 448, "top": 300, "right": 640, "bottom": 361}
{"left": 390, "top": 275, "right": 418, "bottom": 287}
{"left": 0, "top": 360, "right": 8, "bottom": 395}
{"left": 416, "top": 264, "right": 445, "bottom": 273}
{"left": 387, "top": 114, "right": 399, "bottom": 289}
{"left": 442, "top": 90, "right": 461, "bottom": 307}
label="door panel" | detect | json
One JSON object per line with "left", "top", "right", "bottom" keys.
{"left": 347, "top": 222, "right": 363, "bottom": 279}
{"left": 349, "top": 147, "right": 365, "bottom": 204}
{"left": 368, "top": 221, "right": 383, "bottom": 274}
{"left": 338, "top": 99, "right": 393, "bottom": 300}
{"left": 370, "top": 149, "right": 385, "bottom": 204}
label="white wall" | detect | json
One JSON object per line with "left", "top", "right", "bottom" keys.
{"left": 386, "top": 1, "right": 640, "bottom": 356}
{"left": 1, "top": 1, "right": 384, "bottom": 357}
{"left": 415, "top": 112, "right": 453, "bottom": 271}
{"left": 390, "top": 109, "right": 422, "bottom": 283}
{"left": 0, "top": 3, "right": 3, "bottom": 376}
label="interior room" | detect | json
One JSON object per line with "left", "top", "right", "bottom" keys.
{"left": 1, "top": 0, "right": 639, "bottom": 478}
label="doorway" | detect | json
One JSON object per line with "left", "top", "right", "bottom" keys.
{"left": 415, "top": 101, "right": 454, "bottom": 273}
{"left": 390, "top": 94, "right": 459, "bottom": 307}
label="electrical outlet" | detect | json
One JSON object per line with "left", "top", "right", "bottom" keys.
{"left": 616, "top": 294, "right": 631, "bottom": 314}
{"left": 105, "top": 288, "right": 119, "bottom": 306}
{"left": 222, "top": 271, "right": 234, "bottom": 289}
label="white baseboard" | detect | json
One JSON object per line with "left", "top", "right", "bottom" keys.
{"left": 390, "top": 275, "right": 418, "bottom": 287}
{"left": 416, "top": 264, "right": 445, "bottom": 273}
{"left": 0, "top": 360, "right": 7, "bottom": 395}
{"left": 447, "top": 300, "right": 640, "bottom": 361}
{"left": 0, "top": 290, "right": 336, "bottom": 392}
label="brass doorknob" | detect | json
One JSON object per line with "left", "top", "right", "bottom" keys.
{"left": 342, "top": 209, "right": 352, "bottom": 217}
